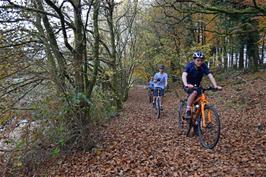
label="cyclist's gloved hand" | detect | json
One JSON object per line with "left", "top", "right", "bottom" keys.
{"left": 185, "top": 84, "right": 194, "bottom": 88}
{"left": 216, "top": 86, "right": 222, "bottom": 90}
{"left": 213, "top": 85, "right": 222, "bottom": 91}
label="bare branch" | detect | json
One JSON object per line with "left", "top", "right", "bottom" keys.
{"left": 0, "top": 78, "right": 44, "bottom": 99}
{"left": 86, "top": 29, "right": 112, "bottom": 57}
{"left": 0, "top": 40, "right": 41, "bottom": 49}
{"left": 85, "top": 0, "right": 93, "bottom": 32}
{"left": 190, "top": 0, "right": 266, "bottom": 15}
{"left": 0, "top": 65, "right": 31, "bottom": 82}
{"left": 44, "top": 0, "right": 74, "bottom": 52}
{"left": 0, "top": 79, "right": 44, "bottom": 117}
{"left": 0, "top": 18, "right": 34, "bottom": 23}
{"left": 59, "top": 0, "right": 68, "bottom": 9}
{"left": 0, "top": 2, "right": 75, "bottom": 29}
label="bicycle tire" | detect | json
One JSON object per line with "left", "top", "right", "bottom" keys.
{"left": 198, "top": 105, "right": 220, "bottom": 149}
{"left": 177, "top": 100, "right": 190, "bottom": 134}
{"left": 177, "top": 100, "right": 185, "bottom": 128}
{"left": 147, "top": 89, "right": 152, "bottom": 103}
{"left": 156, "top": 97, "right": 160, "bottom": 119}
{"left": 149, "top": 91, "right": 153, "bottom": 103}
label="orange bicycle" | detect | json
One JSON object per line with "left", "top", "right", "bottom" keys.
{"left": 178, "top": 86, "right": 221, "bottom": 149}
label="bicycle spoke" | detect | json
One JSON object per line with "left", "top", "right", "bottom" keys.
{"left": 156, "top": 98, "right": 160, "bottom": 119}
{"left": 198, "top": 105, "right": 220, "bottom": 149}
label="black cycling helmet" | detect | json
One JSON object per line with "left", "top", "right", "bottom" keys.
{"left": 159, "top": 64, "right": 165, "bottom": 69}
{"left": 193, "top": 51, "right": 205, "bottom": 59}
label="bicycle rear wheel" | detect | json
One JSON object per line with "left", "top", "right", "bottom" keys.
{"left": 156, "top": 97, "right": 161, "bottom": 119}
{"left": 148, "top": 89, "right": 152, "bottom": 103}
{"left": 177, "top": 100, "right": 190, "bottom": 133}
{"left": 149, "top": 91, "right": 153, "bottom": 103}
{"left": 198, "top": 105, "right": 220, "bottom": 149}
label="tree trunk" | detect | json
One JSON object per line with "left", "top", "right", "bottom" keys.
{"left": 107, "top": 1, "right": 123, "bottom": 110}
{"left": 223, "top": 42, "right": 228, "bottom": 70}
{"left": 239, "top": 43, "right": 244, "bottom": 69}
{"left": 246, "top": 19, "right": 260, "bottom": 72}
{"left": 88, "top": 0, "right": 100, "bottom": 97}
{"left": 230, "top": 48, "right": 234, "bottom": 68}
{"left": 184, "top": 12, "right": 194, "bottom": 48}
{"left": 260, "top": 33, "right": 265, "bottom": 65}
{"left": 36, "top": 0, "right": 67, "bottom": 92}
{"left": 245, "top": 47, "right": 249, "bottom": 69}
{"left": 73, "top": 4, "right": 85, "bottom": 94}
{"left": 253, "top": 45, "right": 259, "bottom": 72}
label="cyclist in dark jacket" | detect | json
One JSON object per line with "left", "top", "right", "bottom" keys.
{"left": 182, "top": 51, "right": 222, "bottom": 120}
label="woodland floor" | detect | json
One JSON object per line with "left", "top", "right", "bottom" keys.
{"left": 36, "top": 72, "right": 266, "bottom": 177}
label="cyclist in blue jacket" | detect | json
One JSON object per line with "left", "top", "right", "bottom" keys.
{"left": 147, "top": 76, "right": 155, "bottom": 91}
{"left": 153, "top": 64, "right": 168, "bottom": 110}
{"left": 182, "top": 51, "right": 222, "bottom": 120}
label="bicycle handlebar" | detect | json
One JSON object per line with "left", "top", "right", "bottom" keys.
{"left": 203, "top": 87, "right": 222, "bottom": 92}
{"left": 185, "top": 86, "right": 222, "bottom": 92}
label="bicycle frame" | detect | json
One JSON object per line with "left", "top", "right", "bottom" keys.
{"left": 155, "top": 88, "right": 161, "bottom": 108}
{"left": 154, "top": 88, "right": 162, "bottom": 118}
{"left": 191, "top": 91, "right": 210, "bottom": 128}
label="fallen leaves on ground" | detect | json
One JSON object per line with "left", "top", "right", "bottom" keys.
{"left": 36, "top": 73, "right": 266, "bottom": 177}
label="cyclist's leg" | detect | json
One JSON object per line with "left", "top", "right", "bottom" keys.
{"left": 151, "top": 88, "right": 154, "bottom": 95}
{"left": 187, "top": 91, "right": 197, "bottom": 110}
{"left": 187, "top": 87, "right": 201, "bottom": 107}
{"left": 184, "top": 87, "right": 197, "bottom": 119}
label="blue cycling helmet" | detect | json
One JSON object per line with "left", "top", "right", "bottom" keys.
{"left": 159, "top": 64, "right": 165, "bottom": 69}
{"left": 193, "top": 51, "right": 205, "bottom": 59}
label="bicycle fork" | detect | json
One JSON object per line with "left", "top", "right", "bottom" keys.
{"left": 201, "top": 103, "right": 212, "bottom": 128}
{"left": 156, "top": 97, "right": 161, "bottom": 109}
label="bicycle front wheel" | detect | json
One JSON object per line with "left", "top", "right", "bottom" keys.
{"left": 198, "top": 105, "right": 220, "bottom": 149}
{"left": 156, "top": 97, "right": 161, "bottom": 119}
